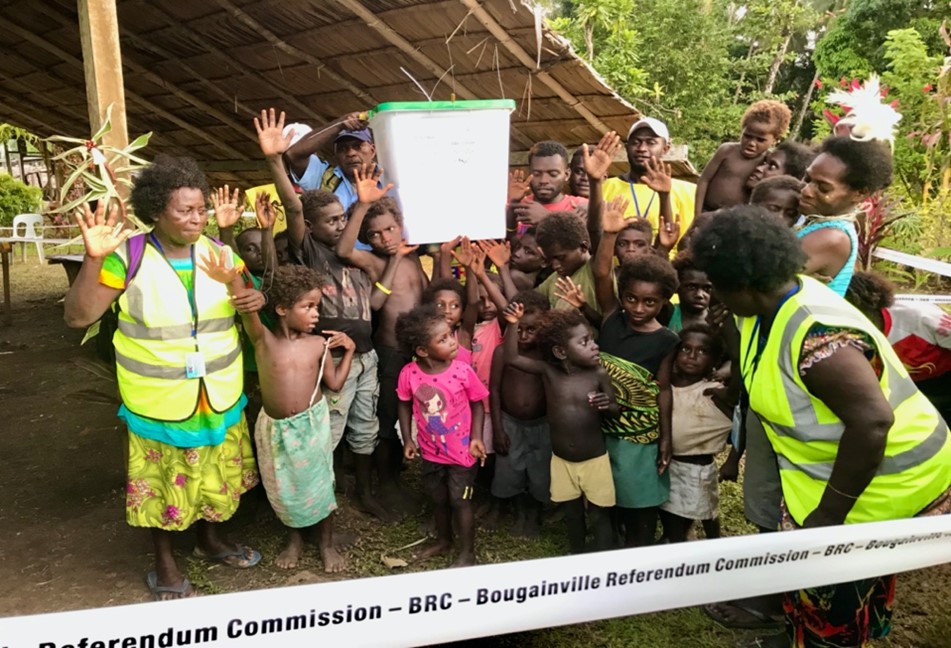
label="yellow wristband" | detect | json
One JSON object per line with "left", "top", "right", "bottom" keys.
{"left": 375, "top": 281, "right": 392, "bottom": 295}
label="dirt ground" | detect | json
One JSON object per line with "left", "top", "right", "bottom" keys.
{"left": 1, "top": 261, "right": 949, "bottom": 648}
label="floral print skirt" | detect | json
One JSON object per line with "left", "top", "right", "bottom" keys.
{"left": 125, "top": 414, "right": 259, "bottom": 530}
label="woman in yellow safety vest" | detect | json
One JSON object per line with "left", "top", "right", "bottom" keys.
{"left": 64, "top": 156, "right": 264, "bottom": 600}
{"left": 690, "top": 206, "right": 951, "bottom": 648}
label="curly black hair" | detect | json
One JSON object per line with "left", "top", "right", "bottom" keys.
{"left": 268, "top": 265, "right": 326, "bottom": 311}
{"left": 750, "top": 175, "right": 804, "bottom": 204}
{"left": 535, "top": 309, "right": 589, "bottom": 363}
{"left": 357, "top": 197, "right": 403, "bottom": 244}
{"left": 818, "top": 136, "right": 893, "bottom": 192}
{"left": 130, "top": 155, "right": 209, "bottom": 225}
{"left": 301, "top": 189, "right": 342, "bottom": 225}
{"left": 845, "top": 271, "right": 895, "bottom": 314}
{"left": 534, "top": 211, "right": 590, "bottom": 252}
{"left": 617, "top": 254, "right": 679, "bottom": 299}
{"left": 395, "top": 304, "right": 446, "bottom": 357}
{"left": 690, "top": 205, "right": 805, "bottom": 294}
{"left": 742, "top": 100, "right": 792, "bottom": 138}
{"left": 511, "top": 289, "right": 550, "bottom": 315}
{"left": 774, "top": 141, "right": 816, "bottom": 180}
{"left": 529, "top": 140, "right": 569, "bottom": 165}
{"left": 678, "top": 324, "right": 724, "bottom": 364}
{"left": 423, "top": 277, "right": 467, "bottom": 310}
{"left": 671, "top": 249, "right": 700, "bottom": 276}
{"left": 622, "top": 218, "right": 654, "bottom": 236}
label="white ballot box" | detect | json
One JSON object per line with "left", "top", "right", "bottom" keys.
{"left": 369, "top": 100, "right": 515, "bottom": 245}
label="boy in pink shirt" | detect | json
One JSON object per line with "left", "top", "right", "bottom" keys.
{"left": 397, "top": 305, "right": 489, "bottom": 566}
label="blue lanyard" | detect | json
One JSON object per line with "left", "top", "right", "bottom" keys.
{"left": 150, "top": 233, "right": 199, "bottom": 338}
{"left": 629, "top": 180, "right": 656, "bottom": 219}
{"left": 744, "top": 284, "right": 801, "bottom": 381}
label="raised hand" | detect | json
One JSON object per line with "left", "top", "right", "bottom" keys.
{"left": 212, "top": 185, "right": 243, "bottom": 231}
{"left": 553, "top": 276, "right": 587, "bottom": 309}
{"left": 324, "top": 330, "right": 356, "bottom": 352}
{"left": 397, "top": 240, "right": 419, "bottom": 258}
{"left": 254, "top": 192, "right": 277, "bottom": 231}
{"left": 354, "top": 163, "right": 393, "bottom": 204}
{"left": 508, "top": 169, "right": 530, "bottom": 202}
{"left": 656, "top": 215, "right": 681, "bottom": 251}
{"left": 341, "top": 111, "right": 369, "bottom": 131}
{"left": 469, "top": 245, "right": 488, "bottom": 278}
{"left": 583, "top": 131, "right": 622, "bottom": 179}
{"left": 254, "top": 108, "right": 293, "bottom": 157}
{"left": 74, "top": 199, "right": 133, "bottom": 259}
{"left": 198, "top": 246, "right": 242, "bottom": 285}
{"left": 512, "top": 200, "right": 549, "bottom": 226}
{"left": 450, "top": 236, "right": 478, "bottom": 268}
{"left": 639, "top": 156, "right": 673, "bottom": 194}
{"left": 439, "top": 235, "right": 462, "bottom": 260}
{"left": 478, "top": 239, "right": 511, "bottom": 269}
{"left": 502, "top": 301, "right": 524, "bottom": 325}
{"left": 602, "top": 195, "right": 631, "bottom": 233}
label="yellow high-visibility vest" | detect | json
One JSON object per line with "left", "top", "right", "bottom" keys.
{"left": 112, "top": 236, "right": 243, "bottom": 421}
{"left": 739, "top": 275, "right": 950, "bottom": 525}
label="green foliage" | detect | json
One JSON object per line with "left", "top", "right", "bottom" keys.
{"left": 0, "top": 173, "right": 43, "bottom": 227}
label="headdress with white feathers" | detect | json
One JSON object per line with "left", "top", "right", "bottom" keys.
{"left": 825, "top": 75, "right": 902, "bottom": 147}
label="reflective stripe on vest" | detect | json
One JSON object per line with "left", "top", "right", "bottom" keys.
{"left": 112, "top": 236, "right": 243, "bottom": 421}
{"left": 740, "top": 275, "right": 951, "bottom": 524}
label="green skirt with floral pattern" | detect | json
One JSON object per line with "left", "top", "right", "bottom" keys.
{"left": 125, "top": 414, "right": 259, "bottom": 530}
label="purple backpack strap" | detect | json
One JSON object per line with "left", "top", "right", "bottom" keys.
{"left": 124, "top": 233, "right": 147, "bottom": 289}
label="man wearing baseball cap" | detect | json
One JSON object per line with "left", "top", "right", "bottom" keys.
{"left": 598, "top": 116, "right": 697, "bottom": 242}
{"left": 285, "top": 112, "right": 383, "bottom": 210}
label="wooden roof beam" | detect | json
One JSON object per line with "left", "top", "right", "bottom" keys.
{"left": 331, "top": 0, "right": 534, "bottom": 149}
{"left": 0, "top": 99, "right": 61, "bottom": 136}
{"left": 459, "top": 0, "right": 612, "bottom": 134}
{"left": 143, "top": 4, "right": 329, "bottom": 122}
{"left": 212, "top": 0, "right": 378, "bottom": 107}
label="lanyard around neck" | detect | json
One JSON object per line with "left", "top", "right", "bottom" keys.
{"left": 743, "top": 284, "right": 801, "bottom": 382}
{"left": 628, "top": 179, "right": 656, "bottom": 219}
{"left": 150, "top": 233, "right": 199, "bottom": 337}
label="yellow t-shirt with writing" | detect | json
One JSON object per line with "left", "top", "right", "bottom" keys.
{"left": 602, "top": 177, "right": 696, "bottom": 244}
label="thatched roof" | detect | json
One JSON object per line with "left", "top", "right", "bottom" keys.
{"left": 0, "top": 0, "right": 655, "bottom": 186}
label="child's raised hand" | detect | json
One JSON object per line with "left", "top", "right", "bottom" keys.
{"left": 553, "top": 276, "right": 586, "bottom": 309}
{"left": 656, "top": 215, "right": 681, "bottom": 251}
{"left": 450, "top": 236, "right": 478, "bottom": 268}
{"left": 478, "top": 239, "right": 511, "bottom": 268}
{"left": 74, "top": 199, "right": 132, "bottom": 259}
{"left": 254, "top": 192, "right": 277, "bottom": 231}
{"left": 502, "top": 301, "right": 524, "bottom": 325}
{"left": 324, "top": 330, "right": 355, "bottom": 352}
{"left": 212, "top": 185, "right": 243, "bottom": 231}
{"left": 231, "top": 287, "right": 266, "bottom": 314}
{"left": 586, "top": 391, "right": 612, "bottom": 411}
{"left": 507, "top": 169, "right": 530, "bottom": 202}
{"left": 199, "top": 246, "right": 242, "bottom": 285}
{"left": 254, "top": 108, "right": 293, "bottom": 157}
{"left": 639, "top": 156, "right": 673, "bottom": 194}
{"left": 397, "top": 240, "right": 419, "bottom": 258}
{"left": 403, "top": 441, "right": 419, "bottom": 461}
{"left": 469, "top": 439, "right": 487, "bottom": 467}
{"left": 583, "top": 131, "right": 622, "bottom": 179}
{"left": 354, "top": 163, "right": 393, "bottom": 204}
{"left": 602, "top": 195, "right": 631, "bottom": 233}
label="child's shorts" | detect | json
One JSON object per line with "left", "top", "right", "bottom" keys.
{"left": 550, "top": 453, "right": 615, "bottom": 508}
{"left": 660, "top": 456, "right": 719, "bottom": 520}
{"left": 422, "top": 459, "right": 477, "bottom": 503}
{"left": 491, "top": 413, "right": 551, "bottom": 503}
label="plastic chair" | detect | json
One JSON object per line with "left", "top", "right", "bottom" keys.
{"left": 10, "top": 214, "right": 46, "bottom": 262}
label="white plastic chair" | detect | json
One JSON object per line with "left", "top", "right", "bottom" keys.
{"left": 10, "top": 214, "right": 46, "bottom": 262}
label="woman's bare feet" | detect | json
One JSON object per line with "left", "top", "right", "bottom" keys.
{"left": 276, "top": 530, "right": 305, "bottom": 569}
{"left": 416, "top": 540, "right": 452, "bottom": 562}
{"left": 320, "top": 545, "right": 348, "bottom": 573}
{"left": 451, "top": 550, "right": 476, "bottom": 567}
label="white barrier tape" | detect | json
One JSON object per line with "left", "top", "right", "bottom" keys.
{"left": 3, "top": 516, "right": 950, "bottom": 648}
{"left": 895, "top": 293, "right": 951, "bottom": 304}
{"left": 872, "top": 247, "right": 951, "bottom": 278}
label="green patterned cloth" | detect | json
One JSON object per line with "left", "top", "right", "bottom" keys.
{"left": 599, "top": 351, "right": 660, "bottom": 443}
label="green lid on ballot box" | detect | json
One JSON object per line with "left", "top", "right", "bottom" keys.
{"left": 368, "top": 99, "right": 516, "bottom": 118}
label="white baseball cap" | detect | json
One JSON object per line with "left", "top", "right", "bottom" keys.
{"left": 627, "top": 117, "right": 670, "bottom": 142}
{"left": 282, "top": 123, "right": 312, "bottom": 146}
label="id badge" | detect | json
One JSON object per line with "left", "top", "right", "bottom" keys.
{"left": 185, "top": 352, "right": 207, "bottom": 379}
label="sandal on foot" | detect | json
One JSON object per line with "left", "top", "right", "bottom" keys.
{"left": 194, "top": 544, "right": 262, "bottom": 569}
{"left": 146, "top": 571, "right": 196, "bottom": 601}
{"left": 703, "top": 602, "right": 783, "bottom": 630}
{"left": 735, "top": 633, "right": 788, "bottom": 648}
